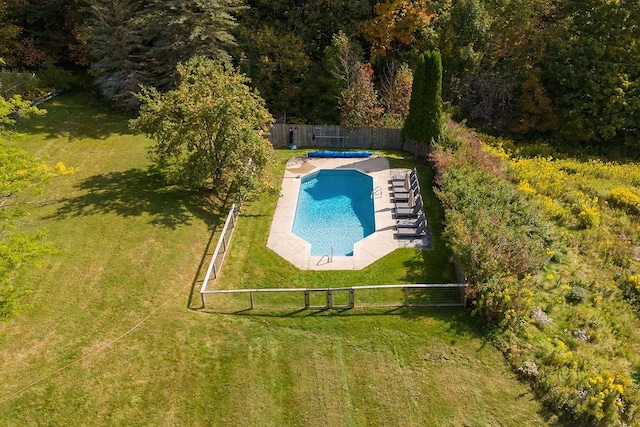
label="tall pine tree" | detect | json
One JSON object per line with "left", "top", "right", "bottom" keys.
{"left": 87, "top": 0, "right": 244, "bottom": 107}
{"left": 403, "top": 50, "right": 443, "bottom": 144}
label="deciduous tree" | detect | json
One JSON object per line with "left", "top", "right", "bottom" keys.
{"left": 359, "top": 0, "right": 435, "bottom": 59}
{"left": 339, "top": 62, "right": 384, "bottom": 129}
{"left": 130, "top": 56, "right": 274, "bottom": 195}
{"left": 0, "top": 96, "right": 52, "bottom": 320}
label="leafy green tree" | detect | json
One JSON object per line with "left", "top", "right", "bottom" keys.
{"left": 403, "top": 50, "right": 442, "bottom": 144}
{"left": 130, "top": 56, "right": 274, "bottom": 196}
{"left": 544, "top": 0, "right": 640, "bottom": 142}
{"left": 235, "top": 25, "right": 310, "bottom": 120}
{"left": 0, "top": 95, "right": 52, "bottom": 320}
{"left": 431, "top": 0, "right": 488, "bottom": 98}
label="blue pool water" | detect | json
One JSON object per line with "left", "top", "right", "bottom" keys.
{"left": 292, "top": 169, "right": 375, "bottom": 256}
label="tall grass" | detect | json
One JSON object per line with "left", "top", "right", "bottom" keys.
{"left": 433, "top": 126, "right": 640, "bottom": 425}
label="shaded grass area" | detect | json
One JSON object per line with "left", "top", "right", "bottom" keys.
{"left": 0, "top": 94, "right": 557, "bottom": 426}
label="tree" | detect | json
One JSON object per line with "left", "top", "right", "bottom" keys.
{"left": 380, "top": 61, "right": 413, "bottom": 128}
{"left": 130, "top": 56, "right": 275, "bottom": 195}
{"left": 7, "top": 0, "right": 90, "bottom": 67}
{"left": 143, "top": 0, "right": 245, "bottom": 88}
{"left": 0, "top": 95, "right": 52, "bottom": 320}
{"left": 544, "top": 0, "right": 640, "bottom": 142}
{"left": 403, "top": 50, "right": 442, "bottom": 144}
{"left": 359, "top": 0, "right": 435, "bottom": 60}
{"left": 86, "top": 0, "right": 244, "bottom": 106}
{"left": 235, "top": 25, "right": 310, "bottom": 120}
{"left": 339, "top": 62, "right": 384, "bottom": 129}
{"left": 87, "top": 0, "right": 149, "bottom": 108}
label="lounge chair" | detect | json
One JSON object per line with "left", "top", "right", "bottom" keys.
{"left": 396, "top": 222, "right": 427, "bottom": 239}
{"left": 394, "top": 193, "right": 422, "bottom": 210}
{"left": 393, "top": 185, "right": 421, "bottom": 202}
{"left": 390, "top": 167, "right": 417, "bottom": 184}
{"left": 391, "top": 172, "right": 418, "bottom": 189}
{"left": 394, "top": 200, "right": 423, "bottom": 218}
{"left": 397, "top": 213, "right": 427, "bottom": 229}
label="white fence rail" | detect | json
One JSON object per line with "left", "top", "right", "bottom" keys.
{"left": 199, "top": 201, "right": 241, "bottom": 305}
{"left": 201, "top": 283, "right": 468, "bottom": 311}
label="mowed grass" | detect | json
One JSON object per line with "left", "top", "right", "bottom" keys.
{"left": 0, "top": 93, "right": 557, "bottom": 426}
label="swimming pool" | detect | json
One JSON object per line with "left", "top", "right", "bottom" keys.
{"left": 292, "top": 169, "right": 375, "bottom": 256}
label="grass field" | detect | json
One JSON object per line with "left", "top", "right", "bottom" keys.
{"left": 0, "top": 93, "right": 557, "bottom": 426}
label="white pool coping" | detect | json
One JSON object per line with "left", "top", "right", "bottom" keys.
{"left": 266, "top": 155, "right": 428, "bottom": 270}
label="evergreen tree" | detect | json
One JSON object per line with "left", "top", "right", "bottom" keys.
{"left": 87, "top": 0, "right": 243, "bottom": 107}
{"left": 403, "top": 50, "right": 442, "bottom": 144}
{"left": 87, "top": 0, "right": 149, "bottom": 108}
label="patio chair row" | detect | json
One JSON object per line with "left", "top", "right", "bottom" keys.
{"left": 389, "top": 168, "right": 427, "bottom": 238}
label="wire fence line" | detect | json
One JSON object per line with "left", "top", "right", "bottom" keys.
{"left": 197, "top": 130, "right": 463, "bottom": 311}
{"left": 201, "top": 284, "right": 468, "bottom": 312}
{"left": 198, "top": 200, "right": 242, "bottom": 306}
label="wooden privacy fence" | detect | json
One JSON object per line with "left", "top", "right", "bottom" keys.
{"left": 200, "top": 283, "right": 468, "bottom": 311}
{"left": 269, "top": 124, "right": 433, "bottom": 159}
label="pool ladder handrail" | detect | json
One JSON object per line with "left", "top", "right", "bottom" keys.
{"left": 317, "top": 246, "right": 334, "bottom": 265}
{"left": 372, "top": 186, "right": 382, "bottom": 199}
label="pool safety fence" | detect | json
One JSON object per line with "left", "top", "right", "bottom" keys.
{"left": 199, "top": 200, "right": 242, "bottom": 304}
{"left": 200, "top": 283, "right": 468, "bottom": 311}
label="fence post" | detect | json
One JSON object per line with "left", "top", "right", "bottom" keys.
{"left": 250, "top": 291, "right": 254, "bottom": 310}
{"left": 327, "top": 290, "right": 333, "bottom": 309}
{"left": 304, "top": 291, "right": 310, "bottom": 309}
{"left": 403, "top": 287, "right": 409, "bottom": 306}
{"left": 349, "top": 289, "right": 355, "bottom": 308}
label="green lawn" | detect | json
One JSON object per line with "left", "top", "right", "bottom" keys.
{"left": 0, "top": 93, "right": 558, "bottom": 426}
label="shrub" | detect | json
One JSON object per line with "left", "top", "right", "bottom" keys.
{"left": 609, "top": 187, "right": 640, "bottom": 215}
{"left": 566, "top": 283, "right": 588, "bottom": 304}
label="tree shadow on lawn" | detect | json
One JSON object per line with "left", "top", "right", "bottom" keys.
{"left": 401, "top": 240, "right": 458, "bottom": 284}
{"left": 46, "top": 167, "right": 223, "bottom": 229}
{"left": 17, "top": 92, "right": 134, "bottom": 141}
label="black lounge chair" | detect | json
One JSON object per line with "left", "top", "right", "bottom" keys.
{"left": 393, "top": 185, "right": 421, "bottom": 202}
{"left": 394, "top": 200, "right": 423, "bottom": 218}
{"left": 390, "top": 167, "right": 417, "bottom": 184}
{"left": 391, "top": 172, "right": 418, "bottom": 189}
{"left": 395, "top": 193, "right": 422, "bottom": 210}
{"left": 397, "top": 214, "right": 427, "bottom": 229}
{"left": 396, "top": 222, "right": 427, "bottom": 239}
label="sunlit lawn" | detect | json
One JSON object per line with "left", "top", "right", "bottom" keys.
{"left": 0, "top": 93, "right": 558, "bottom": 426}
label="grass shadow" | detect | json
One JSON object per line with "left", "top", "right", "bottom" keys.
{"left": 46, "top": 167, "right": 222, "bottom": 229}
{"left": 16, "top": 92, "right": 133, "bottom": 141}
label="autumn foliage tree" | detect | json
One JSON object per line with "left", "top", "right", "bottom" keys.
{"left": 339, "top": 62, "right": 384, "bottom": 129}
{"left": 359, "top": 0, "right": 435, "bottom": 59}
{"left": 130, "top": 56, "right": 274, "bottom": 196}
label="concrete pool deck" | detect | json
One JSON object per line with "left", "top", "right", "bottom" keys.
{"left": 266, "top": 155, "right": 430, "bottom": 270}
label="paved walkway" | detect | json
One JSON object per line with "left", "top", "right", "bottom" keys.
{"left": 267, "top": 155, "right": 430, "bottom": 270}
